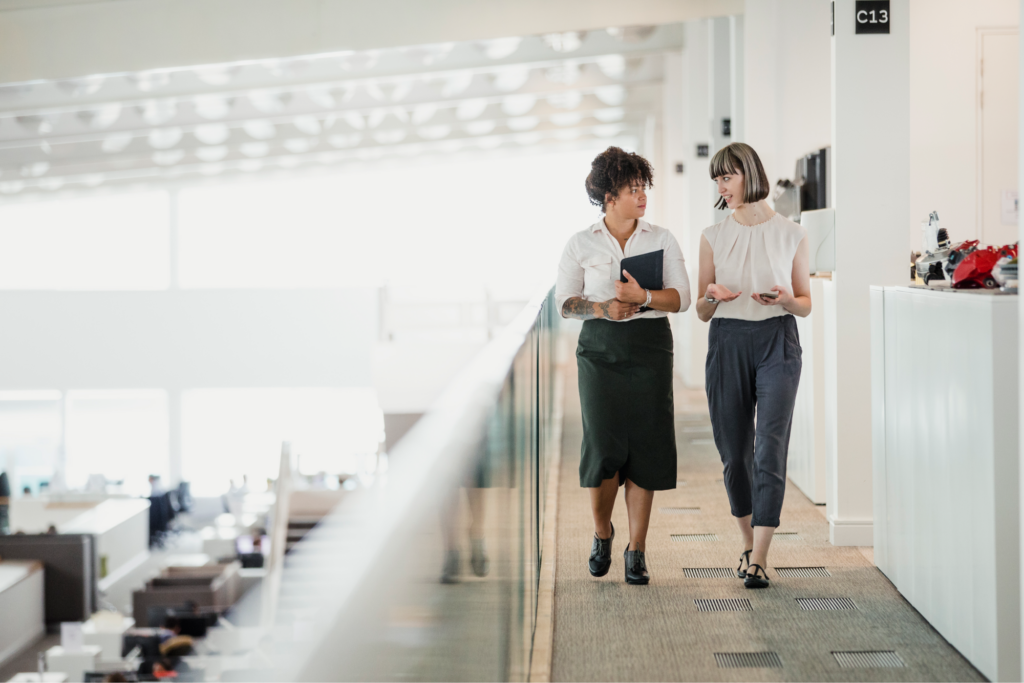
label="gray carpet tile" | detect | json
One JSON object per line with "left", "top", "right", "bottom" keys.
{"left": 550, "top": 361, "right": 984, "bottom": 683}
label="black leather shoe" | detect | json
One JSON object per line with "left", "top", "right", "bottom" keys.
{"left": 744, "top": 563, "right": 770, "bottom": 589}
{"left": 624, "top": 544, "right": 650, "bottom": 585}
{"left": 588, "top": 523, "right": 614, "bottom": 577}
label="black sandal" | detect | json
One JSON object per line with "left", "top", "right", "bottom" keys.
{"left": 736, "top": 549, "right": 752, "bottom": 579}
{"left": 744, "top": 563, "right": 769, "bottom": 589}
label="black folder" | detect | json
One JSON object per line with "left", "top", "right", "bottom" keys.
{"left": 619, "top": 249, "right": 664, "bottom": 312}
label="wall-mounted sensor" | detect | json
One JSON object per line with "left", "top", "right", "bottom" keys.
{"left": 722, "top": 118, "right": 731, "bottom": 136}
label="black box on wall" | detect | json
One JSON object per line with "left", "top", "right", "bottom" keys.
{"left": 855, "top": 1, "right": 890, "bottom": 34}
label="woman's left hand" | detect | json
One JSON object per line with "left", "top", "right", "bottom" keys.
{"left": 614, "top": 269, "right": 647, "bottom": 304}
{"left": 751, "top": 286, "right": 792, "bottom": 307}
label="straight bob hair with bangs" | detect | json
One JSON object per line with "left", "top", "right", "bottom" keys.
{"left": 708, "top": 142, "right": 769, "bottom": 210}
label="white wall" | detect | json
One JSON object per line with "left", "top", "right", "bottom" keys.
{"left": 743, "top": 0, "right": 832, "bottom": 192}
{"left": 909, "top": 0, "right": 1019, "bottom": 251}
{"left": 0, "top": 290, "right": 375, "bottom": 388}
{"left": 0, "top": 0, "right": 742, "bottom": 83}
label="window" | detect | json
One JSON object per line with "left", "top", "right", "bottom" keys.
{"left": 0, "top": 191, "right": 170, "bottom": 289}
{"left": 64, "top": 390, "right": 168, "bottom": 495}
{"left": 177, "top": 147, "right": 599, "bottom": 296}
{"left": 181, "top": 388, "right": 383, "bottom": 496}
{"left": 0, "top": 391, "right": 62, "bottom": 496}
{"left": 177, "top": 177, "right": 383, "bottom": 288}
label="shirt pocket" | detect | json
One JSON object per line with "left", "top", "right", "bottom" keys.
{"left": 581, "top": 254, "right": 613, "bottom": 282}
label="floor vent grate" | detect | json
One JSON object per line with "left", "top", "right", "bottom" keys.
{"left": 715, "top": 652, "right": 782, "bottom": 668}
{"left": 696, "top": 598, "right": 752, "bottom": 612}
{"left": 797, "top": 597, "right": 857, "bottom": 611}
{"left": 832, "top": 651, "right": 905, "bottom": 668}
{"left": 776, "top": 566, "right": 831, "bottom": 578}
{"left": 672, "top": 533, "right": 718, "bottom": 542}
{"left": 774, "top": 531, "right": 799, "bottom": 537}
{"left": 684, "top": 567, "right": 735, "bottom": 579}
{"left": 675, "top": 480, "right": 687, "bottom": 486}
{"left": 689, "top": 438, "right": 714, "bottom": 445}
{"left": 660, "top": 507, "right": 700, "bottom": 514}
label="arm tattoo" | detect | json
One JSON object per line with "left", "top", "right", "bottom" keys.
{"left": 562, "top": 297, "right": 604, "bottom": 320}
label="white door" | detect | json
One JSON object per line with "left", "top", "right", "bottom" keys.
{"left": 979, "top": 29, "right": 1019, "bottom": 247}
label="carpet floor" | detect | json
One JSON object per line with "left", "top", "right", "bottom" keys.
{"left": 549, "top": 359, "right": 984, "bottom": 682}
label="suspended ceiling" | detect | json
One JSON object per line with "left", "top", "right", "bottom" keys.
{"left": 0, "top": 24, "right": 684, "bottom": 197}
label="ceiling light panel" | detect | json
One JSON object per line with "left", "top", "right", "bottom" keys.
{"left": 195, "top": 146, "right": 228, "bottom": 162}
{"left": 194, "top": 123, "right": 230, "bottom": 145}
{"left": 292, "top": 115, "right": 322, "bottom": 135}
{"left": 102, "top": 132, "right": 133, "bottom": 153}
{"left": 464, "top": 120, "right": 496, "bottom": 136}
{"left": 543, "top": 32, "right": 586, "bottom": 53}
{"left": 243, "top": 120, "right": 276, "bottom": 140}
{"left": 506, "top": 116, "right": 539, "bottom": 132}
{"left": 139, "top": 100, "right": 177, "bottom": 126}
{"left": 248, "top": 90, "right": 291, "bottom": 114}
{"left": 476, "top": 37, "right": 522, "bottom": 60}
{"left": 147, "top": 128, "right": 183, "bottom": 149}
{"left": 501, "top": 94, "right": 536, "bottom": 117}
{"left": 193, "top": 65, "right": 241, "bottom": 86}
{"left": 77, "top": 104, "right": 122, "bottom": 129}
{"left": 193, "top": 95, "right": 233, "bottom": 119}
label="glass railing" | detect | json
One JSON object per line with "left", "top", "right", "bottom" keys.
{"left": 249, "top": 286, "right": 561, "bottom": 681}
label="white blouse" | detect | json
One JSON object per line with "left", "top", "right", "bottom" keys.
{"left": 555, "top": 219, "right": 691, "bottom": 321}
{"left": 702, "top": 213, "right": 806, "bottom": 321}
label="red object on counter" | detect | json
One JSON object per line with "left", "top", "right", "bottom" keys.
{"left": 951, "top": 243, "right": 1018, "bottom": 289}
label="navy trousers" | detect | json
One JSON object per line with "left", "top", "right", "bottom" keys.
{"left": 705, "top": 315, "right": 802, "bottom": 528}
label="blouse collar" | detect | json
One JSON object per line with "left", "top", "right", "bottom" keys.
{"left": 592, "top": 218, "right": 651, "bottom": 235}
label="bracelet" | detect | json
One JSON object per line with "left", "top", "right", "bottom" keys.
{"left": 705, "top": 293, "right": 719, "bottom": 304}
{"left": 643, "top": 289, "right": 652, "bottom": 308}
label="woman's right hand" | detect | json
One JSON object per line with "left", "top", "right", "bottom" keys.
{"left": 706, "top": 283, "right": 742, "bottom": 303}
{"left": 598, "top": 299, "right": 641, "bottom": 320}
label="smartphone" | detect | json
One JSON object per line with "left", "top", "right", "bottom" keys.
{"left": 759, "top": 291, "right": 779, "bottom": 299}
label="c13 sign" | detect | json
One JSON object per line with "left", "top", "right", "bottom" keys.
{"left": 855, "top": 0, "right": 890, "bottom": 34}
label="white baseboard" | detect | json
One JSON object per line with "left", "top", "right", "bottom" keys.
{"left": 829, "top": 517, "right": 873, "bottom": 546}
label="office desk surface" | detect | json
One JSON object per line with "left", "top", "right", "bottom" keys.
{"left": 8, "top": 674, "right": 69, "bottom": 682}
{"left": 0, "top": 561, "right": 42, "bottom": 594}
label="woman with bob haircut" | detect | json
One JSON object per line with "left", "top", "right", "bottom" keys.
{"left": 555, "top": 146, "right": 691, "bottom": 585}
{"left": 696, "top": 142, "right": 811, "bottom": 589}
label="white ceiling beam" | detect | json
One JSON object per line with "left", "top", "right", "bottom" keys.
{"left": 0, "top": 0, "right": 741, "bottom": 83}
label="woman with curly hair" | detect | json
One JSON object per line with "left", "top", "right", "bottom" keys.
{"left": 555, "top": 146, "right": 691, "bottom": 585}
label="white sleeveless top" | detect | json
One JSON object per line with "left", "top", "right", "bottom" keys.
{"left": 702, "top": 213, "right": 806, "bottom": 321}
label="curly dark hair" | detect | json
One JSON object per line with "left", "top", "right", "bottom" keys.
{"left": 585, "top": 146, "right": 654, "bottom": 212}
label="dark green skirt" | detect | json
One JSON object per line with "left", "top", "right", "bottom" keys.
{"left": 576, "top": 317, "right": 677, "bottom": 490}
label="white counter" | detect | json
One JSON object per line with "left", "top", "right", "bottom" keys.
{"left": 0, "top": 561, "right": 45, "bottom": 668}
{"left": 788, "top": 276, "right": 831, "bottom": 504}
{"left": 60, "top": 499, "right": 150, "bottom": 586}
{"left": 10, "top": 497, "right": 150, "bottom": 587}
{"left": 870, "top": 285, "right": 1019, "bottom": 681}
